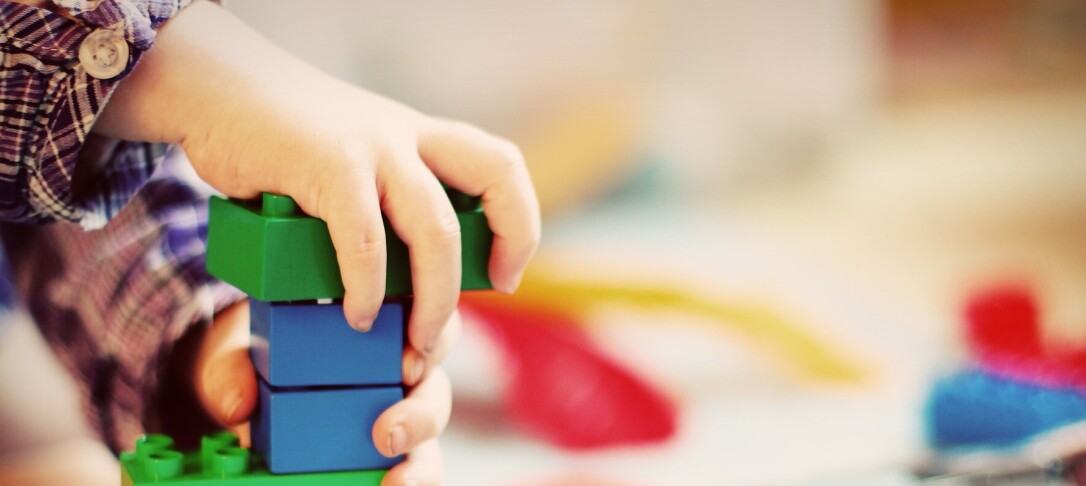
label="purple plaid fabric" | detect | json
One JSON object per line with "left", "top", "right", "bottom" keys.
{"left": 1, "top": 0, "right": 189, "bottom": 225}
{"left": 0, "top": 1, "right": 244, "bottom": 450}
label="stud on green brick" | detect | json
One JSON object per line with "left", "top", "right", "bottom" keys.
{"left": 143, "top": 450, "right": 183, "bottom": 481}
{"left": 207, "top": 190, "right": 492, "bottom": 301}
{"left": 261, "top": 193, "right": 301, "bottom": 217}
{"left": 200, "top": 432, "right": 242, "bottom": 473}
{"left": 120, "top": 432, "right": 385, "bottom": 485}
{"left": 209, "top": 447, "right": 250, "bottom": 477}
{"left": 136, "top": 434, "right": 175, "bottom": 458}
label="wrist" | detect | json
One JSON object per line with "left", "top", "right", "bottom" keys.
{"left": 94, "top": 1, "right": 327, "bottom": 147}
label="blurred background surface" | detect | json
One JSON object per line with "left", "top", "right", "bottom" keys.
{"left": 221, "top": 0, "right": 1086, "bottom": 484}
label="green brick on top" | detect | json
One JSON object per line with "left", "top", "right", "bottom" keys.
{"left": 444, "top": 184, "right": 482, "bottom": 212}
{"left": 458, "top": 208, "right": 492, "bottom": 291}
{"left": 206, "top": 196, "right": 351, "bottom": 301}
{"left": 207, "top": 192, "right": 492, "bottom": 301}
{"left": 260, "top": 193, "right": 301, "bottom": 217}
{"left": 120, "top": 432, "right": 385, "bottom": 486}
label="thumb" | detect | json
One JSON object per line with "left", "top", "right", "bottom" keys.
{"left": 194, "top": 301, "right": 259, "bottom": 427}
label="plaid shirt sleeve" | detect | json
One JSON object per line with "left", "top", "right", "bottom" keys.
{"left": 1, "top": 0, "right": 191, "bottom": 227}
{"left": 0, "top": 1, "right": 245, "bottom": 451}
{"left": 3, "top": 149, "right": 245, "bottom": 452}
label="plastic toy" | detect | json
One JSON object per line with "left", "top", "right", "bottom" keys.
{"left": 187, "top": 189, "right": 493, "bottom": 482}
{"left": 251, "top": 380, "right": 402, "bottom": 473}
{"left": 464, "top": 267, "right": 865, "bottom": 384}
{"left": 925, "top": 285, "right": 1086, "bottom": 455}
{"left": 206, "top": 192, "right": 492, "bottom": 301}
{"left": 964, "top": 285, "right": 1086, "bottom": 390}
{"left": 120, "top": 432, "right": 385, "bottom": 485}
{"left": 250, "top": 300, "right": 404, "bottom": 387}
{"left": 466, "top": 296, "right": 676, "bottom": 449}
{"left": 925, "top": 369, "right": 1086, "bottom": 449}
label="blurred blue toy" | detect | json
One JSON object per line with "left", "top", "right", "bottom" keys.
{"left": 926, "top": 369, "right": 1086, "bottom": 450}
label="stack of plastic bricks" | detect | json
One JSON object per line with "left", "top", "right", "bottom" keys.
{"left": 119, "top": 190, "right": 492, "bottom": 484}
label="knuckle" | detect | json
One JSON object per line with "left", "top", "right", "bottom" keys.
{"left": 341, "top": 235, "right": 387, "bottom": 260}
{"left": 424, "top": 207, "right": 462, "bottom": 246}
{"left": 491, "top": 139, "right": 525, "bottom": 173}
{"left": 498, "top": 138, "right": 526, "bottom": 164}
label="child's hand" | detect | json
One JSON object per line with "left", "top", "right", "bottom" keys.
{"left": 194, "top": 301, "right": 458, "bottom": 486}
{"left": 96, "top": 1, "right": 541, "bottom": 355}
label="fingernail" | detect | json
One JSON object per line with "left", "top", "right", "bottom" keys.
{"left": 388, "top": 425, "right": 407, "bottom": 456}
{"left": 221, "top": 388, "right": 243, "bottom": 422}
{"left": 410, "top": 356, "right": 426, "bottom": 385}
{"left": 403, "top": 479, "right": 419, "bottom": 486}
{"left": 348, "top": 306, "right": 377, "bottom": 331}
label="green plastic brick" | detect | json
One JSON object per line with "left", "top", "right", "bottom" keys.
{"left": 444, "top": 185, "right": 482, "bottom": 212}
{"left": 207, "top": 192, "right": 492, "bottom": 301}
{"left": 120, "top": 432, "right": 384, "bottom": 485}
{"left": 458, "top": 209, "right": 492, "bottom": 291}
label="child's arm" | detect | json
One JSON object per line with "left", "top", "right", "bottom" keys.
{"left": 93, "top": 1, "right": 541, "bottom": 352}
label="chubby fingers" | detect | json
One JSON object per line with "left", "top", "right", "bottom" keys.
{"left": 380, "top": 153, "right": 461, "bottom": 355}
{"left": 194, "top": 301, "right": 258, "bottom": 427}
{"left": 301, "top": 163, "right": 388, "bottom": 331}
{"left": 380, "top": 438, "right": 443, "bottom": 486}
{"left": 373, "top": 366, "right": 452, "bottom": 459}
{"left": 403, "top": 308, "right": 462, "bottom": 387}
{"left": 418, "top": 119, "right": 542, "bottom": 293}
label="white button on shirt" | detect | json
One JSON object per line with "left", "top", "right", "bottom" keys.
{"left": 79, "top": 29, "right": 129, "bottom": 80}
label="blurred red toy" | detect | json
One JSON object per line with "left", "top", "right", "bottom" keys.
{"left": 966, "top": 285, "right": 1086, "bottom": 389}
{"left": 463, "top": 297, "right": 678, "bottom": 450}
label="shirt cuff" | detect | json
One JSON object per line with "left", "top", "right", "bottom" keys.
{"left": 0, "top": 1, "right": 191, "bottom": 227}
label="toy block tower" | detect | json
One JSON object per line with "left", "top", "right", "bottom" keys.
{"left": 119, "top": 189, "right": 491, "bottom": 484}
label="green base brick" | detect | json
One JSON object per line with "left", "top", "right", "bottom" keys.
{"left": 207, "top": 192, "right": 492, "bottom": 301}
{"left": 120, "top": 432, "right": 385, "bottom": 485}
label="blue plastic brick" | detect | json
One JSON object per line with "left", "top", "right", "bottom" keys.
{"left": 925, "top": 369, "right": 1086, "bottom": 450}
{"left": 250, "top": 300, "right": 404, "bottom": 387}
{"left": 252, "top": 379, "right": 403, "bottom": 474}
